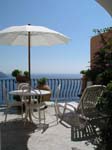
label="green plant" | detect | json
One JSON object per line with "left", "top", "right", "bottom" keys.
{"left": 80, "top": 69, "right": 96, "bottom": 81}
{"left": 93, "top": 47, "right": 112, "bottom": 85}
{"left": 89, "top": 28, "right": 112, "bottom": 85}
{"left": 37, "top": 77, "right": 48, "bottom": 86}
{"left": 11, "top": 69, "right": 22, "bottom": 77}
{"left": 89, "top": 28, "right": 112, "bottom": 150}
{"left": 93, "top": 27, "right": 112, "bottom": 35}
{"left": 12, "top": 69, "right": 29, "bottom": 77}
{"left": 95, "top": 81, "right": 112, "bottom": 150}
{"left": 24, "top": 71, "right": 29, "bottom": 77}
{"left": 97, "top": 81, "right": 112, "bottom": 114}
{"left": 80, "top": 70, "right": 87, "bottom": 75}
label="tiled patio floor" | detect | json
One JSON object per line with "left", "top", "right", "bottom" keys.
{"left": 0, "top": 105, "right": 95, "bottom": 150}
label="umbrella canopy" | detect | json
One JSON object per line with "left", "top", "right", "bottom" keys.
{"left": 96, "top": 0, "right": 112, "bottom": 16}
{"left": 0, "top": 24, "right": 69, "bottom": 85}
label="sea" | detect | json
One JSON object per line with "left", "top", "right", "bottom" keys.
{"left": 31, "top": 73, "right": 81, "bottom": 79}
{"left": 1, "top": 73, "right": 81, "bottom": 79}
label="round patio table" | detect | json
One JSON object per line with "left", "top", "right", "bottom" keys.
{"left": 9, "top": 89, "right": 51, "bottom": 123}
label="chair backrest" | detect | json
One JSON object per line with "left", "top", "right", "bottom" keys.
{"left": 20, "top": 84, "right": 41, "bottom": 105}
{"left": 55, "top": 84, "right": 61, "bottom": 104}
{"left": 77, "top": 85, "right": 106, "bottom": 118}
{"left": 17, "top": 83, "right": 29, "bottom": 90}
{"left": 3, "top": 85, "right": 9, "bottom": 105}
{"left": 54, "top": 84, "right": 61, "bottom": 117}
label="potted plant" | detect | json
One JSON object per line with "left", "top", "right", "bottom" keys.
{"left": 11, "top": 69, "right": 22, "bottom": 78}
{"left": 37, "top": 77, "right": 47, "bottom": 85}
{"left": 24, "top": 71, "right": 29, "bottom": 77}
{"left": 37, "top": 77, "right": 50, "bottom": 90}
{"left": 17, "top": 70, "right": 29, "bottom": 83}
{"left": 12, "top": 69, "right": 29, "bottom": 83}
{"left": 37, "top": 77, "right": 51, "bottom": 101}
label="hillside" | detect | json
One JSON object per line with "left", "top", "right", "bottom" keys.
{"left": 0, "top": 71, "right": 8, "bottom": 78}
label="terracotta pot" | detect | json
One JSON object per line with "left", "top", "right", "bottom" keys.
{"left": 81, "top": 75, "right": 87, "bottom": 93}
{"left": 16, "top": 75, "right": 29, "bottom": 83}
{"left": 37, "top": 84, "right": 51, "bottom": 101}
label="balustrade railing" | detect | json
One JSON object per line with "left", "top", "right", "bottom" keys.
{"left": 0, "top": 78, "right": 82, "bottom": 103}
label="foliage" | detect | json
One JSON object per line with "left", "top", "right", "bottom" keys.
{"left": 90, "top": 27, "right": 112, "bottom": 150}
{"left": 91, "top": 28, "right": 112, "bottom": 85}
{"left": 24, "top": 71, "right": 29, "bottom": 77}
{"left": 95, "top": 82, "right": 112, "bottom": 150}
{"left": 37, "top": 77, "right": 48, "bottom": 85}
{"left": 11, "top": 69, "right": 22, "bottom": 77}
{"left": 81, "top": 28, "right": 112, "bottom": 85}
{"left": 80, "top": 69, "right": 92, "bottom": 76}
{"left": 93, "top": 27, "right": 112, "bottom": 35}
{"left": 80, "top": 69, "right": 98, "bottom": 82}
{"left": 12, "top": 69, "right": 29, "bottom": 77}
{"left": 83, "top": 27, "right": 112, "bottom": 150}
{"left": 97, "top": 82, "right": 112, "bottom": 115}
{"left": 93, "top": 49, "right": 112, "bottom": 85}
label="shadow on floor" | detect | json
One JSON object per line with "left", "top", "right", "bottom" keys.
{"left": 0, "top": 119, "right": 37, "bottom": 150}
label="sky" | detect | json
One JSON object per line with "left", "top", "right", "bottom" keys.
{"left": 0, "top": 0, "right": 112, "bottom": 75}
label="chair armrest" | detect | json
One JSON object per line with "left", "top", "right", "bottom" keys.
{"left": 58, "top": 102, "right": 77, "bottom": 120}
{"left": 57, "top": 102, "right": 77, "bottom": 112}
{"left": 64, "top": 103, "right": 77, "bottom": 112}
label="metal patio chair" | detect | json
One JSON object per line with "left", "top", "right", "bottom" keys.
{"left": 54, "top": 84, "right": 61, "bottom": 124}
{"left": 55, "top": 85, "right": 106, "bottom": 140}
{"left": 3, "top": 86, "right": 23, "bottom": 122}
{"left": 20, "top": 84, "right": 47, "bottom": 124}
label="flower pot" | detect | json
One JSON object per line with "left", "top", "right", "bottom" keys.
{"left": 16, "top": 75, "right": 29, "bottom": 83}
{"left": 37, "top": 84, "right": 51, "bottom": 101}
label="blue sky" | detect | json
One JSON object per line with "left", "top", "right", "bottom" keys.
{"left": 0, "top": 0, "right": 112, "bottom": 75}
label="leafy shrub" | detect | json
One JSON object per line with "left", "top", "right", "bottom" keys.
{"left": 12, "top": 69, "right": 22, "bottom": 77}
{"left": 96, "top": 81, "right": 112, "bottom": 150}
{"left": 37, "top": 77, "right": 48, "bottom": 86}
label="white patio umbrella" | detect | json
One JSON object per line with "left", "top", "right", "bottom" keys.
{"left": 96, "top": 0, "right": 112, "bottom": 16}
{"left": 0, "top": 24, "right": 69, "bottom": 85}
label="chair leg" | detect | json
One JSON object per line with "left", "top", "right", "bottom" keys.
{"left": 40, "top": 109, "right": 46, "bottom": 124}
{"left": 38, "top": 108, "right": 41, "bottom": 124}
{"left": 54, "top": 104, "right": 59, "bottom": 124}
{"left": 4, "top": 114, "right": 7, "bottom": 122}
{"left": 4, "top": 108, "right": 8, "bottom": 122}
{"left": 21, "top": 105, "right": 23, "bottom": 118}
{"left": 24, "top": 105, "right": 29, "bottom": 121}
{"left": 43, "top": 110, "right": 46, "bottom": 124}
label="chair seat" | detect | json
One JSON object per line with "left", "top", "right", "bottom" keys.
{"left": 58, "top": 101, "right": 79, "bottom": 111}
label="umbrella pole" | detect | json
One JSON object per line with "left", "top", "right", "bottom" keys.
{"left": 28, "top": 31, "right": 33, "bottom": 121}
{"left": 28, "top": 32, "right": 31, "bottom": 86}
